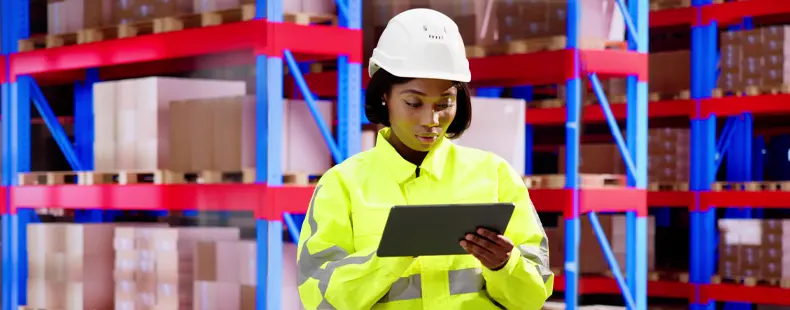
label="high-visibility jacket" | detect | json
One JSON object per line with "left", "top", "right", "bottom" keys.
{"left": 297, "top": 128, "right": 554, "bottom": 310}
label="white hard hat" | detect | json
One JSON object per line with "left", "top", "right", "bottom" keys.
{"left": 369, "top": 8, "right": 471, "bottom": 82}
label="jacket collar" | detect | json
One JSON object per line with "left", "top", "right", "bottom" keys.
{"left": 374, "top": 128, "right": 450, "bottom": 183}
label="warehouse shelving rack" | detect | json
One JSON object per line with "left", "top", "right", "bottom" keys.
{"left": 10, "top": 0, "right": 790, "bottom": 309}
{"left": 0, "top": 1, "right": 656, "bottom": 310}
{"left": 0, "top": 0, "right": 361, "bottom": 309}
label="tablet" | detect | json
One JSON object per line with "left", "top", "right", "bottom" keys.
{"left": 376, "top": 203, "right": 515, "bottom": 257}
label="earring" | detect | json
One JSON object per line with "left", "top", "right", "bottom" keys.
{"left": 381, "top": 101, "right": 386, "bottom": 106}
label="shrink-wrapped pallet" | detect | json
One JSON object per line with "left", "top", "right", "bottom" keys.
{"left": 27, "top": 223, "right": 118, "bottom": 310}
{"left": 113, "top": 226, "right": 240, "bottom": 309}
{"left": 93, "top": 77, "right": 246, "bottom": 171}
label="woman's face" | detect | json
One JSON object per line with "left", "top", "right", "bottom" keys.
{"left": 385, "top": 78, "right": 458, "bottom": 152}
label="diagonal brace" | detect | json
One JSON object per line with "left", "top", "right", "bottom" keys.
{"left": 589, "top": 212, "right": 636, "bottom": 309}
{"left": 589, "top": 73, "right": 637, "bottom": 179}
{"left": 714, "top": 117, "right": 736, "bottom": 173}
{"left": 26, "top": 76, "right": 83, "bottom": 171}
{"left": 615, "top": 0, "right": 640, "bottom": 50}
{"left": 283, "top": 50, "right": 344, "bottom": 164}
{"left": 333, "top": 0, "right": 349, "bottom": 26}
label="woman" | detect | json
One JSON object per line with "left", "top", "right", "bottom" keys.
{"left": 297, "top": 8, "right": 553, "bottom": 310}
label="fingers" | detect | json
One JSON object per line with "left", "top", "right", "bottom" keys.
{"left": 476, "top": 228, "right": 515, "bottom": 250}
{"left": 464, "top": 233, "right": 499, "bottom": 252}
{"left": 460, "top": 240, "right": 500, "bottom": 267}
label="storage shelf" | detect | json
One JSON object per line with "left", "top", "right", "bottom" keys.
{"left": 298, "top": 49, "right": 648, "bottom": 97}
{"left": 10, "top": 184, "right": 266, "bottom": 215}
{"left": 9, "top": 20, "right": 361, "bottom": 80}
{"left": 526, "top": 94, "right": 790, "bottom": 125}
{"left": 650, "top": 0, "right": 790, "bottom": 28}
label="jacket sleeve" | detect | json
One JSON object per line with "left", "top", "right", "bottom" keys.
{"left": 296, "top": 169, "right": 415, "bottom": 310}
{"left": 482, "top": 159, "right": 554, "bottom": 310}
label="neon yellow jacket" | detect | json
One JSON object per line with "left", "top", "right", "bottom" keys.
{"left": 297, "top": 128, "right": 553, "bottom": 310}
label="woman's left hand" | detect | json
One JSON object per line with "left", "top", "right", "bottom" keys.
{"left": 460, "top": 228, "right": 514, "bottom": 271}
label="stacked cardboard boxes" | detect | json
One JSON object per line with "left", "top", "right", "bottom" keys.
{"left": 365, "top": 0, "right": 625, "bottom": 64}
{"left": 93, "top": 77, "right": 247, "bottom": 171}
{"left": 113, "top": 226, "right": 240, "bottom": 309}
{"left": 557, "top": 128, "right": 690, "bottom": 183}
{"left": 169, "top": 95, "right": 335, "bottom": 175}
{"left": 648, "top": 128, "right": 690, "bottom": 183}
{"left": 547, "top": 214, "right": 657, "bottom": 274}
{"left": 556, "top": 50, "right": 690, "bottom": 104}
{"left": 26, "top": 223, "right": 305, "bottom": 309}
{"left": 47, "top": 0, "right": 336, "bottom": 35}
{"left": 719, "top": 26, "right": 790, "bottom": 92}
{"left": 94, "top": 77, "right": 335, "bottom": 175}
{"left": 193, "top": 241, "right": 257, "bottom": 309}
{"left": 27, "top": 223, "right": 117, "bottom": 309}
{"left": 649, "top": 50, "right": 691, "bottom": 96}
{"left": 719, "top": 219, "right": 790, "bottom": 280}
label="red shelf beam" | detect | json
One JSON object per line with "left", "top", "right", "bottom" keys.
{"left": 698, "top": 94, "right": 790, "bottom": 118}
{"left": 650, "top": 7, "right": 696, "bottom": 28}
{"left": 526, "top": 99, "right": 693, "bottom": 125}
{"left": 9, "top": 20, "right": 361, "bottom": 82}
{"left": 698, "top": 191, "right": 790, "bottom": 211}
{"left": 553, "top": 276, "right": 692, "bottom": 298}
{"left": 647, "top": 191, "right": 693, "bottom": 208}
{"left": 701, "top": 0, "right": 790, "bottom": 26}
{"left": 298, "top": 49, "right": 647, "bottom": 98}
{"left": 700, "top": 283, "right": 790, "bottom": 305}
{"left": 10, "top": 185, "right": 267, "bottom": 217}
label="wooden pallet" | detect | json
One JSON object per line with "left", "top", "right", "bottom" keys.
{"left": 523, "top": 174, "right": 627, "bottom": 189}
{"left": 529, "top": 99, "right": 564, "bottom": 109}
{"left": 648, "top": 90, "right": 690, "bottom": 101}
{"left": 648, "top": 182, "right": 690, "bottom": 191}
{"left": 285, "top": 59, "right": 337, "bottom": 75}
{"left": 711, "top": 275, "right": 790, "bottom": 288}
{"left": 711, "top": 84, "right": 790, "bottom": 98}
{"left": 18, "top": 5, "right": 336, "bottom": 52}
{"left": 283, "top": 173, "right": 323, "bottom": 185}
{"left": 466, "top": 36, "right": 618, "bottom": 58}
{"left": 18, "top": 169, "right": 323, "bottom": 186}
{"left": 650, "top": 1, "right": 691, "bottom": 11}
{"left": 711, "top": 181, "right": 790, "bottom": 192}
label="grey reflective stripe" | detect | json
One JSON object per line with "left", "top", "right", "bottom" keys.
{"left": 377, "top": 274, "right": 422, "bottom": 303}
{"left": 298, "top": 185, "right": 350, "bottom": 286}
{"left": 519, "top": 244, "right": 553, "bottom": 283}
{"left": 297, "top": 185, "right": 377, "bottom": 309}
{"left": 448, "top": 268, "right": 484, "bottom": 295}
{"left": 525, "top": 202, "right": 553, "bottom": 283}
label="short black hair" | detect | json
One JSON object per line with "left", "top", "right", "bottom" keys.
{"left": 364, "top": 69, "right": 472, "bottom": 139}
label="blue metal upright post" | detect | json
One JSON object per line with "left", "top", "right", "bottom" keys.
{"left": 625, "top": 0, "right": 649, "bottom": 309}
{"left": 256, "top": 0, "right": 285, "bottom": 309}
{"left": 74, "top": 68, "right": 104, "bottom": 223}
{"left": 0, "top": 0, "right": 13, "bottom": 308}
{"left": 690, "top": 0, "right": 718, "bottom": 308}
{"left": 563, "top": 1, "right": 582, "bottom": 309}
{"left": 336, "top": 0, "right": 362, "bottom": 159}
{"left": 1, "top": 0, "right": 31, "bottom": 308}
